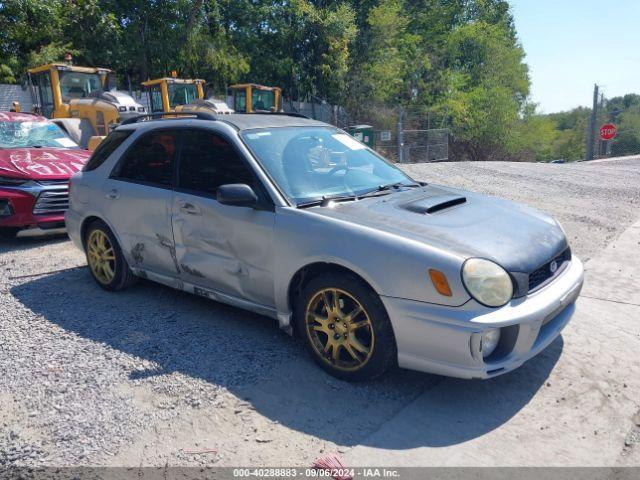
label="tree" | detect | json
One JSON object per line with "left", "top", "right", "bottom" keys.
{"left": 283, "top": 1, "right": 357, "bottom": 104}
{"left": 0, "top": 0, "right": 64, "bottom": 75}
{"left": 507, "top": 104, "right": 560, "bottom": 161}
{"left": 443, "top": 20, "right": 530, "bottom": 160}
{"left": 7, "top": 0, "right": 630, "bottom": 165}
{"left": 360, "top": 0, "right": 424, "bottom": 105}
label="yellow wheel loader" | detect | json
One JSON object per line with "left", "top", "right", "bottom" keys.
{"left": 142, "top": 77, "right": 233, "bottom": 114}
{"left": 27, "top": 63, "right": 145, "bottom": 149}
{"left": 229, "top": 84, "right": 282, "bottom": 113}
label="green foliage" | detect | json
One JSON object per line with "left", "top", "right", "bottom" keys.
{"left": 0, "top": 0, "right": 635, "bottom": 162}
{"left": 27, "top": 43, "right": 80, "bottom": 68}
{"left": 444, "top": 20, "right": 529, "bottom": 159}
{"left": 518, "top": 94, "right": 640, "bottom": 162}
{"left": 284, "top": 0, "right": 357, "bottom": 104}
{"left": 505, "top": 105, "right": 557, "bottom": 161}
{"left": 609, "top": 97, "right": 640, "bottom": 157}
{"left": 360, "top": 0, "right": 424, "bottom": 104}
{"left": 0, "top": 64, "right": 17, "bottom": 84}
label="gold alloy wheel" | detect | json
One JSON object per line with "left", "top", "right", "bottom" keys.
{"left": 305, "top": 288, "right": 375, "bottom": 371}
{"left": 87, "top": 229, "right": 116, "bottom": 285}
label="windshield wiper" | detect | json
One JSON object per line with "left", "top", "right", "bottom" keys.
{"left": 358, "top": 181, "right": 422, "bottom": 199}
{"left": 297, "top": 182, "right": 423, "bottom": 208}
{"left": 296, "top": 194, "right": 358, "bottom": 209}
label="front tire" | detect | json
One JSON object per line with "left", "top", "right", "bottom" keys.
{"left": 84, "top": 220, "right": 137, "bottom": 291}
{"left": 295, "top": 272, "right": 397, "bottom": 381}
{"left": 0, "top": 227, "right": 20, "bottom": 240}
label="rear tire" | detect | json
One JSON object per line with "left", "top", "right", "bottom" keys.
{"left": 294, "top": 272, "right": 397, "bottom": 381}
{"left": 0, "top": 227, "right": 20, "bottom": 240}
{"left": 84, "top": 220, "right": 137, "bottom": 291}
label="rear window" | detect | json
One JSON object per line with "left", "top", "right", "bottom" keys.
{"left": 83, "top": 130, "right": 132, "bottom": 172}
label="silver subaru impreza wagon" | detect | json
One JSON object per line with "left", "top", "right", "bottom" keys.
{"left": 66, "top": 112, "right": 584, "bottom": 381}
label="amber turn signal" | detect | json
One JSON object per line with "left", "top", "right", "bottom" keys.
{"left": 429, "top": 269, "right": 452, "bottom": 297}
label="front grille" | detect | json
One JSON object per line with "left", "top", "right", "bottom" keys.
{"left": 37, "top": 179, "right": 68, "bottom": 187}
{"left": 33, "top": 186, "right": 69, "bottom": 215}
{"left": 528, "top": 248, "right": 572, "bottom": 292}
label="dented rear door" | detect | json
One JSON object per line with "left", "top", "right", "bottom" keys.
{"left": 105, "top": 129, "right": 180, "bottom": 278}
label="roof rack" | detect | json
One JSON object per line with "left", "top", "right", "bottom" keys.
{"left": 248, "top": 111, "right": 309, "bottom": 119}
{"left": 273, "top": 112, "right": 309, "bottom": 119}
{"left": 121, "top": 110, "right": 217, "bottom": 125}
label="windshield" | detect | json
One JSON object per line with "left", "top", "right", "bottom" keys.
{"left": 252, "top": 88, "right": 276, "bottom": 111}
{"left": 169, "top": 83, "right": 199, "bottom": 108}
{"left": 59, "top": 71, "right": 104, "bottom": 100}
{"left": 0, "top": 121, "right": 80, "bottom": 149}
{"left": 241, "top": 127, "right": 414, "bottom": 204}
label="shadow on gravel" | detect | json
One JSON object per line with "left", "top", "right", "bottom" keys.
{"left": 0, "top": 230, "right": 68, "bottom": 254}
{"left": 12, "top": 267, "right": 559, "bottom": 449}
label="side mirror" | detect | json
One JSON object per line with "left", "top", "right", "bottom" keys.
{"left": 217, "top": 184, "right": 258, "bottom": 208}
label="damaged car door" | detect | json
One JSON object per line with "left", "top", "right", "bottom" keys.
{"left": 105, "top": 129, "right": 180, "bottom": 278}
{"left": 171, "top": 128, "right": 276, "bottom": 308}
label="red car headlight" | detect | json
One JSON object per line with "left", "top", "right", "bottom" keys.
{"left": 0, "top": 176, "right": 27, "bottom": 186}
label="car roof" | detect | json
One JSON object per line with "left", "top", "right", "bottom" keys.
{"left": 221, "top": 114, "right": 328, "bottom": 130}
{"left": 118, "top": 113, "right": 330, "bottom": 132}
{"left": 0, "top": 112, "right": 47, "bottom": 123}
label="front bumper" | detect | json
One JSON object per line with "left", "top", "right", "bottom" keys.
{"left": 382, "top": 257, "right": 584, "bottom": 379}
{"left": 0, "top": 186, "right": 67, "bottom": 230}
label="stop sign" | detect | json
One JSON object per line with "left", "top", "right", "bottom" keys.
{"left": 600, "top": 123, "right": 617, "bottom": 141}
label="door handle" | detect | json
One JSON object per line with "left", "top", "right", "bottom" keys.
{"left": 180, "top": 202, "right": 200, "bottom": 215}
{"left": 106, "top": 189, "right": 120, "bottom": 199}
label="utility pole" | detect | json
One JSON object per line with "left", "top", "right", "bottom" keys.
{"left": 585, "top": 84, "right": 599, "bottom": 161}
{"left": 397, "top": 106, "right": 404, "bottom": 163}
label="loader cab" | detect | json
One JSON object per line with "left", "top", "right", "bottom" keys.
{"left": 142, "top": 78, "right": 205, "bottom": 113}
{"left": 27, "top": 64, "right": 111, "bottom": 118}
{"left": 27, "top": 63, "right": 144, "bottom": 148}
{"left": 229, "top": 84, "right": 282, "bottom": 113}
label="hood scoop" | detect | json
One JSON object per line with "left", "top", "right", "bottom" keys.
{"left": 404, "top": 194, "right": 467, "bottom": 215}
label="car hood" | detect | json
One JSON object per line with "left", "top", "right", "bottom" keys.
{"left": 0, "top": 148, "right": 90, "bottom": 180}
{"left": 310, "top": 184, "right": 567, "bottom": 273}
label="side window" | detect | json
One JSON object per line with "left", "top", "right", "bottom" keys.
{"left": 83, "top": 130, "right": 132, "bottom": 172}
{"left": 169, "top": 84, "right": 198, "bottom": 109}
{"left": 113, "top": 130, "right": 178, "bottom": 188}
{"left": 251, "top": 88, "right": 274, "bottom": 111}
{"left": 234, "top": 90, "right": 246, "bottom": 112}
{"left": 33, "top": 72, "right": 54, "bottom": 118}
{"left": 178, "top": 130, "right": 257, "bottom": 197}
{"left": 148, "top": 86, "right": 164, "bottom": 113}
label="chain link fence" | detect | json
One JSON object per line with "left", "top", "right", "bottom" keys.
{"left": 338, "top": 105, "right": 450, "bottom": 163}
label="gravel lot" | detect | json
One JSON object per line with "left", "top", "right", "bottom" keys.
{"left": 1, "top": 157, "right": 639, "bottom": 468}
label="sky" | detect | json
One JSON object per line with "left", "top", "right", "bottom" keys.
{"left": 510, "top": 0, "right": 640, "bottom": 113}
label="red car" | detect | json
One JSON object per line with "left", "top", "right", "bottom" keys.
{"left": 0, "top": 112, "right": 90, "bottom": 239}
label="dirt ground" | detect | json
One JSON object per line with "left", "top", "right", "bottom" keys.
{"left": 1, "top": 157, "right": 639, "bottom": 469}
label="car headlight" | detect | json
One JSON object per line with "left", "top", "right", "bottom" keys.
{"left": 462, "top": 258, "right": 513, "bottom": 307}
{"left": 0, "top": 176, "right": 27, "bottom": 186}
